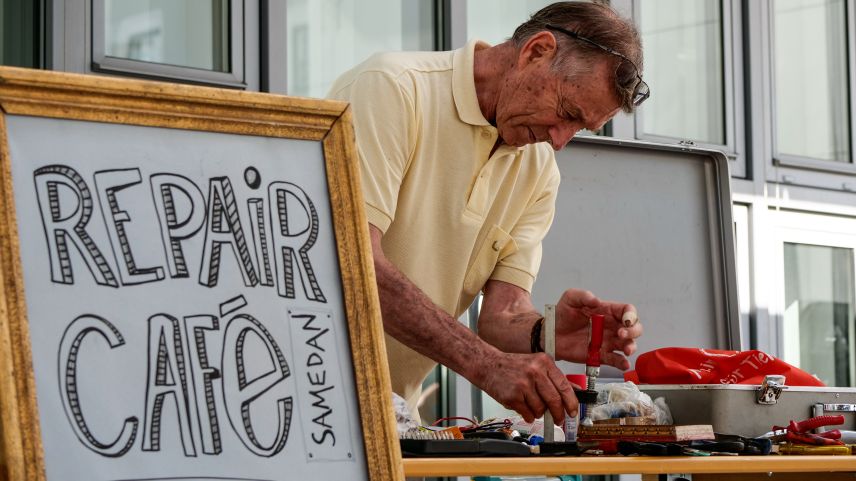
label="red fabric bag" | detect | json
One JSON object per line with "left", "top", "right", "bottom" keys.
{"left": 624, "top": 347, "right": 825, "bottom": 386}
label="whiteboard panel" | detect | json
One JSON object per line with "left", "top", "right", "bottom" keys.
{"left": 7, "top": 115, "right": 366, "bottom": 481}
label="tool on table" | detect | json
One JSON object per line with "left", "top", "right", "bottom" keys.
{"left": 542, "top": 308, "right": 603, "bottom": 440}
{"left": 687, "top": 439, "right": 745, "bottom": 454}
{"left": 579, "top": 423, "right": 714, "bottom": 442}
{"left": 564, "top": 374, "right": 587, "bottom": 441}
{"left": 778, "top": 443, "right": 851, "bottom": 455}
{"left": 788, "top": 415, "right": 845, "bottom": 435}
{"left": 581, "top": 313, "right": 605, "bottom": 426}
{"left": 543, "top": 304, "right": 557, "bottom": 442}
{"left": 714, "top": 433, "right": 773, "bottom": 455}
{"left": 616, "top": 440, "right": 669, "bottom": 456}
{"left": 538, "top": 440, "right": 617, "bottom": 456}
{"left": 399, "top": 438, "right": 532, "bottom": 457}
{"left": 769, "top": 415, "right": 846, "bottom": 446}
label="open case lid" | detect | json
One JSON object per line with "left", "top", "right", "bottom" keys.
{"left": 530, "top": 136, "right": 740, "bottom": 378}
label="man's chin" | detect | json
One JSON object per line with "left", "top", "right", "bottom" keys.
{"left": 500, "top": 136, "right": 528, "bottom": 148}
{"left": 497, "top": 131, "right": 531, "bottom": 148}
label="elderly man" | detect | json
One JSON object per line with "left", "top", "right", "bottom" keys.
{"left": 328, "top": 1, "right": 647, "bottom": 424}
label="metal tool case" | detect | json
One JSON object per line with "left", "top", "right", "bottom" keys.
{"left": 639, "top": 383, "right": 856, "bottom": 437}
{"left": 531, "top": 136, "right": 854, "bottom": 437}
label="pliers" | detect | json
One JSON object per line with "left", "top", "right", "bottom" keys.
{"left": 687, "top": 440, "right": 745, "bottom": 454}
{"left": 771, "top": 415, "right": 845, "bottom": 446}
{"left": 714, "top": 433, "right": 773, "bottom": 455}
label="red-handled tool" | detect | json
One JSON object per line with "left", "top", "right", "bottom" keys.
{"left": 789, "top": 415, "right": 844, "bottom": 433}
{"left": 815, "top": 429, "right": 842, "bottom": 440}
{"left": 585, "top": 314, "right": 605, "bottom": 390}
{"left": 586, "top": 314, "right": 605, "bottom": 368}
{"left": 770, "top": 414, "right": 846, "bottom": 445}
{"left": 581, "top": 314, "right": 605, "bottom": 425}
{"left": 784, "top": 431, "right": 845, "bottom": 446}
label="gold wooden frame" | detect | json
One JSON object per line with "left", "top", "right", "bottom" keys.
{"left": 0, "top": 66, "right": 402, "bottom": 481}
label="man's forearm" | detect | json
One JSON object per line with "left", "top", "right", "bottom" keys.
{"left": 370, "top": 228, "right": 579, "bottom": 422}
{"left": 373, "top": 251, "right": 499, "bottom": 386}
{"left": 477, "top": 280, "right": 543, "bottom": 354}
{"left": 479, "top": 310, "right": 543, "bottom": 353}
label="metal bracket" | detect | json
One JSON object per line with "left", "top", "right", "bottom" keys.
{"left": 813, "top": 403, "right": 856, "bottom": 433}
{"left": 817, "top": 402, "right": 856, "bottom": 413}
{"left": 543, "top": 304, "right": 556, "bottom": 443}
{"left": 756, "top": 375, "right": 786, "bottom": 405}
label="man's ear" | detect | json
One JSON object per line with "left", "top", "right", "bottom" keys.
{"left": 517, "top": 31, "right": 559, "bottom": 68}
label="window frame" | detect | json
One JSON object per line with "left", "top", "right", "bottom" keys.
{"left": 53, "top": 0, "right": 257, "bottom": 90}
{"left": 765, "top": 0, "right": 856, "bottom": 189}
{"left": 90, "top": 0, "right": 246, "bottom": 87}
{"left": 627, "top": 0, "right": 746, "bottom": 178}
{"left": 769, "top": 209, "right": 856, "bottom": 385}
{"left": 733, "top": 203, "right": 752, "bottom": 351}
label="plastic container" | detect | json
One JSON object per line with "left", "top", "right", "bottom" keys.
{"left": 564, "top": 374, "right": 587, "bottom": 442}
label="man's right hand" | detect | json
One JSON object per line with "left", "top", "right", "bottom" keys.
{"left": 477, "top": 350, "right": 578, "bottom": 424}
{"left": 369, "top": 224, "right": 577, "bottom": 425}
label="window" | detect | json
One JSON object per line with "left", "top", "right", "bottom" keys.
{"left": 773, "top": 0, "right": 851, "bottom": 165}
{"left": 783, "top": 243, "right": 855, "bottom": 386}
{"left": 773, "top": 211, "right": 856, "bottom": 387}
{"left": 638, "top": 0, "right": 725, "bottom": 145}
{"left": 92, "top": 0, "right": 246, "bottom": 87}
{"left": 1, "top": 0, "right": 44, "bottom": 68}
{"left": 466, "top": 0, "right": 554, "bottom": 46}
{"left": 285, "top": 0, "right": 435, "bottom": 99}
{"left": 633, "top": 0, "right": 745, "bottom": 177}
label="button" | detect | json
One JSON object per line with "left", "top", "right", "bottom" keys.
{"left": 492, "top": 241, "right": 501, "bottom": 251}
{"left": 481, "top": 128, "right": 491, "bottom": 138}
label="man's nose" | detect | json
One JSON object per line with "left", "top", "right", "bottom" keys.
{"left": 549, "top": 124, "right": 579, "bottom": 151}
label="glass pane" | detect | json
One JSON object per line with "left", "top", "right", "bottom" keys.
{"left": 774, "top": 0, "right": 850, "bottom": 162}
{"left": 466, "top": 0, "right": 554, "bottom": 46}
{"left": 1, "top": 0, "right": 41, "bottom": 68}
{"left": 639, "top": 0, "right": 725, "bottom": 144}
{"left": 104, "top": 0, "right": 230, "bottom": 72}
{"left": 783, "top": 243, "right": 856, "bottom": 386}
{"left": 418, "top": 366, "right": 443, "bottom": 425}
{"left": 286, "top": 0, "right": 434, "bottom": 99}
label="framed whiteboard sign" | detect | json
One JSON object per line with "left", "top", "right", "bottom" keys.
{"left": 0, "top": 67, "right": 402, "bottom": 481}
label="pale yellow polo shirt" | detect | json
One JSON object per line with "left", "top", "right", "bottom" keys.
{"left": 328, "top": 39, "right": 560, "bottom": 415}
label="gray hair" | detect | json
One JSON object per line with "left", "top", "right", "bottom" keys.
{"left": 511, "top": 1, "right": 643, "bottom": 113}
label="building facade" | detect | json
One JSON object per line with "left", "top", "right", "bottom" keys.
{"left": 2, "top": 0, "right": 855, "bottom": 424}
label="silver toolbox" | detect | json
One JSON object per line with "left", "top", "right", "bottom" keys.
{"left": 532, "top": 136, "right": 740, "bottom": 374}
{"left": 640, "top": 383, "right": 856, "bottom": 438}
{"left": 532, "top": 137, "right": 853, "bottom": 438}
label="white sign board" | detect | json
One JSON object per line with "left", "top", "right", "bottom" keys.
{"left": 0, "top": 68, "right": 400, "bottom": 481}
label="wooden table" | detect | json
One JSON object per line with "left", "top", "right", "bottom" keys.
{"left": 403, "top": 456, "right": 856, "bottom": 480}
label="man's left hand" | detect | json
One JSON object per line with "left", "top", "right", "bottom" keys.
{"left": 554, "top": 288, "right": 642, "bottom": 370}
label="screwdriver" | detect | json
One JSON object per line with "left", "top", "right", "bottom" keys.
{"left": 778, "top": 443, "right": 851, "bottom": 455}
{"left": 581, "top": 314, "right": 605, "bottom": 426}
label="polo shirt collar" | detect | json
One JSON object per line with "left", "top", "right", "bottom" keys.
{"left": 452, "top": 39, "right": 492, "bottom": 127}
